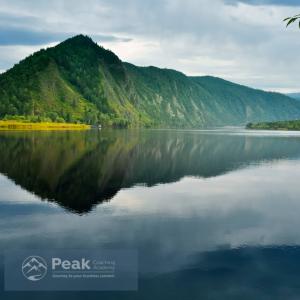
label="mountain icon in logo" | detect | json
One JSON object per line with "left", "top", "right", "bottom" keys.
{"left": 22, "top": 256, "right": 47, "bottom": 281}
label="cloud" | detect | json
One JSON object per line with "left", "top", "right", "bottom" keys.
{"left": 223, "top": 0, "right": 300, "bottom": 6}
{"left": 0, "top": 26, "right": 132, "bottom": 46}
{"left": 0, "top": 27, "right": 68, "bottom": 46}
{"left": 0, "top": 0, "right": 299, "bottom": 91}
{"left": 0, "top": 44, "right": 54, "bottom": 71}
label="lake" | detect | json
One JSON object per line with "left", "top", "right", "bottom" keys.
{"left": 1, "top": 127, "right": 300, "bottom": 299}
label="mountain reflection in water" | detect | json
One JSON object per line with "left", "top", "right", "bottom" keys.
{"left": 0, "top": 128, "right": 300, "bottom": 213}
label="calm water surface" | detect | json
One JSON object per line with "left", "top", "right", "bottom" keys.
{"left": 1, "top": 127, "right": 300, "bottom": 299}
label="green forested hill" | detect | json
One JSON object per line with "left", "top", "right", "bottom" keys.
{"left": 0, "top": 35, "right": 153, "bottom": 126}
{"left": 192, "top": 76, "right": 300, "bottom": 125}
{"left": 1, "top": 34, "right": 300, "bottom": 127}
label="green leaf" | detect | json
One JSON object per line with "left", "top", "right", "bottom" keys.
{"left": 283, "top": 17, "right": 291, "bottom": 21}
{"left": 286, "top": 18, "right": 297, "bottom": 27}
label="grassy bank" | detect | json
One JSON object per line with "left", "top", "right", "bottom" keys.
{"left": 0, "top": 121, "right": 90, "bottom": 130}
{"left": 246, "top": 120, "right": 300, "bottom": 131}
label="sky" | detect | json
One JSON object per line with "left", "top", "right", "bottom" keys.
{"left": 0, "top": 0, "right": 300, "bottom": 92}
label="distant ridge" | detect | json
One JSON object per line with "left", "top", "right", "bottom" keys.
{"left": 1, "top": 34, "right": 300, "bottom": 127}
{"left": 284, "top": 93, "right": 300, "bottom": 101}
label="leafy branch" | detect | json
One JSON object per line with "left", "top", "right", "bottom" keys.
{"left": 283, "top": 14, "right": 300, "bottom": 28}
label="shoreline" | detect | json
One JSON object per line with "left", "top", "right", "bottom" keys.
{"left": 0, "top": 121, "right": 90, "bottom": 130}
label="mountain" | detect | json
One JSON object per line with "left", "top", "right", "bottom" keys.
{"left": 26, "top": 265, "right": 41, "bottom": 275}
{"left": 1, "top": 34, "right": 300, "bottom": 127}
{"left": 284, "top": 93, "right": 300, "bottom": 101}
{"left": 23, "top": 262, "right": 32, "bottom": 269}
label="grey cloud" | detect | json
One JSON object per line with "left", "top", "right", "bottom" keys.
{"left": 0, "top": 0, "right": 299, "bottom": 90}
{"left": 223, "top": 0, "right": 300, "bottom": 6}
{"left": 91, "top": 35, "right": 132, "bottom": 43}
{"left": 0, "top": 10, "right": 42, "bottom": 27}
{"left": 0, "top": 26, "right": 132, "bottom": 46}
{"left": 0, "top": 27, "right": 68, "bottom": 46}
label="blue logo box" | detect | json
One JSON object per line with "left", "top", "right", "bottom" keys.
{"left": 5, "top": 250, "right": 138, "bottom": 291}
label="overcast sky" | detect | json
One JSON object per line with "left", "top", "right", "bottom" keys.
{"left": 0, "top": 0, "right": 300, "bottom": 92}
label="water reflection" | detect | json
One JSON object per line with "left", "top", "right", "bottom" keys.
{"left": 0, "top": 129, "right": 300, "bottom": 213}
{"left": 1, "top": 128, "right": 300, "bottom": 299}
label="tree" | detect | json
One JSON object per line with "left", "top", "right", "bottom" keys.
{"left": 47, "top": 111, "right": 58, "bottom": 122}
{"left": 66, "top": 112, "right": 71, "bottom": 122}
{"left": 0, "top": 104, "right": 6, "bottom": 117}
{"left": 85, "top": 112, "right": 92, "bottom": 124}
{"left": 91, "top": 113, "right": 98, "bottom": 124}
{"left": 55, "top": 116, "right": 65, "bottom": 123}
{"left": 72, "top": 98, "right": 77, "bottom": 108}
{"left": 70, "top": 115, "right": 76, "bottom": 123}
{"left": 23, "top": 103, "right": 30, "bottom": 115}
{"left": 284, "top": 14, "right": 300, "bottom": 28}
{"left": 7, "top": 104, "right": 18, "bottom": 116}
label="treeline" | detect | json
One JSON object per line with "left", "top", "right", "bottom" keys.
{"left": 1, "top": 113, "right": 134, "bottom": 127}
{"left": 246, "top": 120, "right": 300, "bottom": 131}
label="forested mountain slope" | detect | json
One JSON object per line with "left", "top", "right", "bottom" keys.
{"left": 1, "top": 34, "right": 300, "bottom": 127}
{"left": 191, "top": 76, "right": 300, "bottom": 125}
